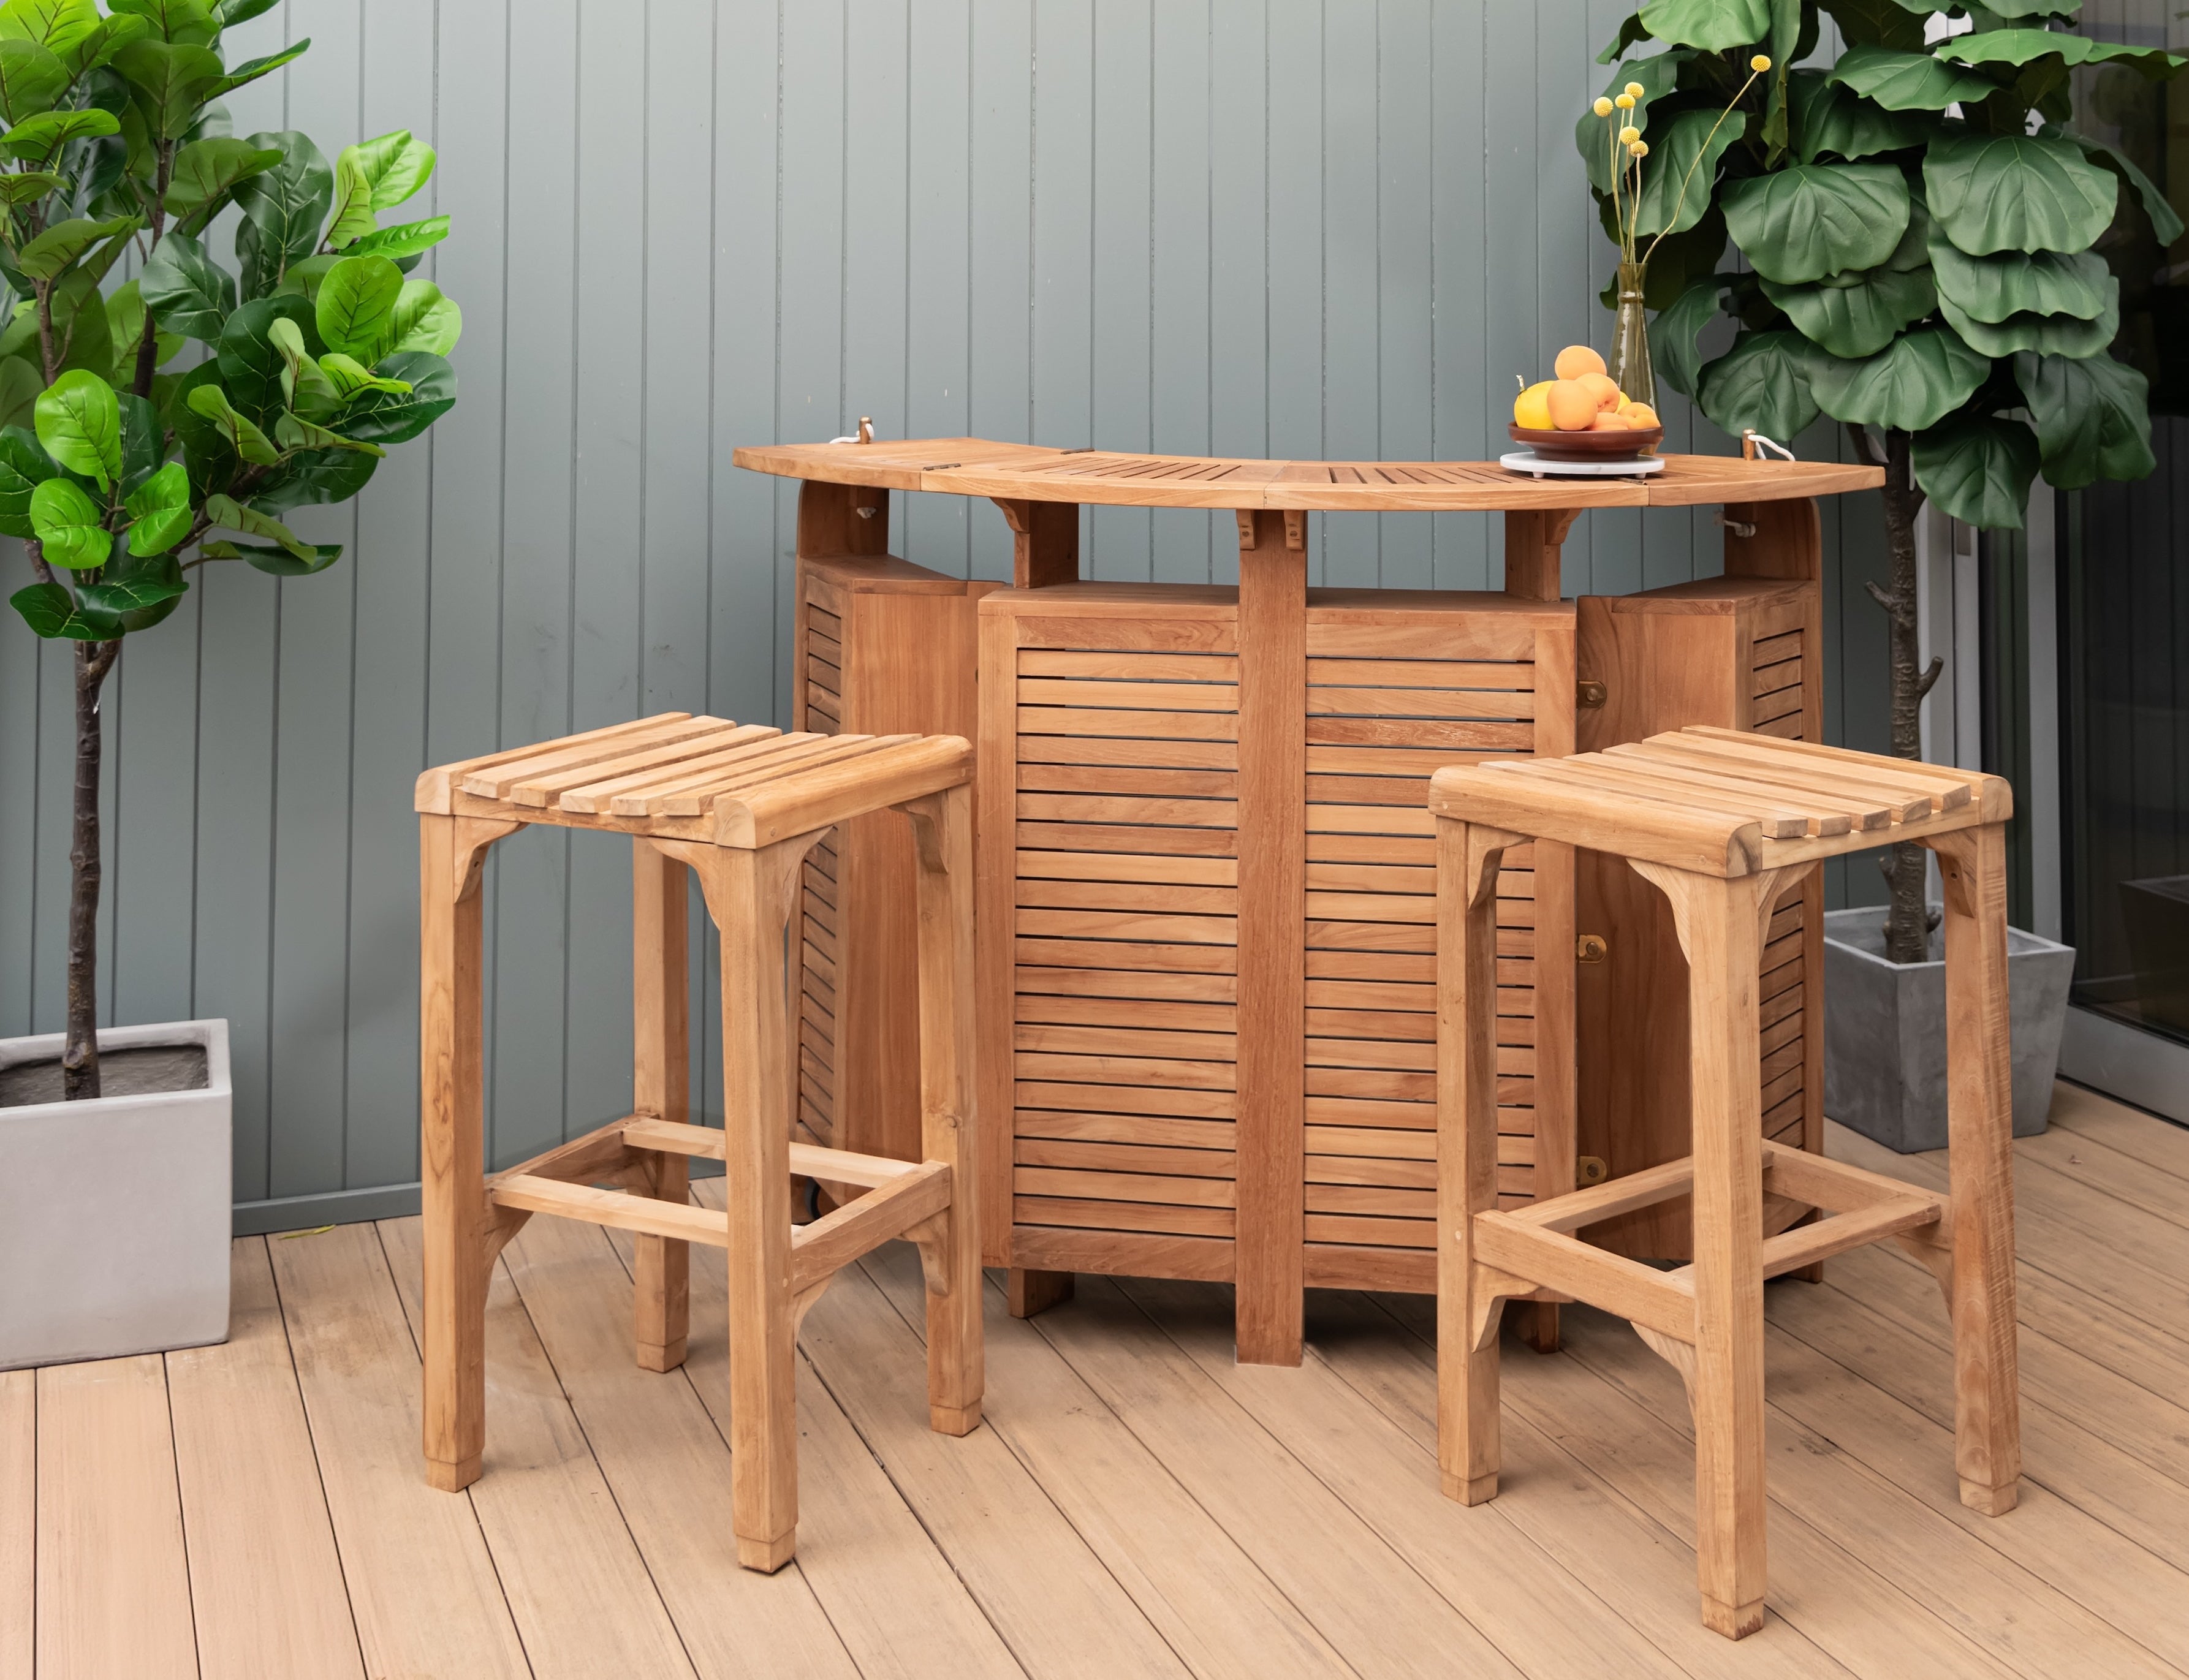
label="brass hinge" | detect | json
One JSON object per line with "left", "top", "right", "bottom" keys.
{"left": 1576, "top": 679, "right": 1607, "bottom": 709}
{"left": 1576, "top": 933, "right": 1609, "bottom": 963}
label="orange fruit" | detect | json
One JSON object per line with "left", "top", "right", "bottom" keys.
{"left": 1588, "top": 411, "right": 1632, "bottom": 431}
{"left": 1625, "top": 402, "right": 1660, "bottom": 429}
{"left": 1512, "top": 380, "right": 1554, "bottom": 430}
{"left": 1546, "top": 379, "right": 1599, "bottom": 431}
{"left": 1554, "top": 344, "right": 1607, "bottom": 380}
{"left": 1576, "top": 372, "right": 1622, "bottom": 412}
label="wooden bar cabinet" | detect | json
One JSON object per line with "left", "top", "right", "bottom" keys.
{"left": 734, "top": 437, "right": 1883, "bottom": 1364}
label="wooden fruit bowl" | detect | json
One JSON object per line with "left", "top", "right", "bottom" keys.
{"left": 1508, "top": 422, "right": 1663, "bottom": 463}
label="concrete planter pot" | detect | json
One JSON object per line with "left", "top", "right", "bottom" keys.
{"left": 0, "top": 1020, "right": 231, "bottom": 1369}
{"left": 1823, "top": 908, "right": 2074, "bottom": 1154}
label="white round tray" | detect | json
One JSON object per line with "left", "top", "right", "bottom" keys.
{"left": 1499, "top": 449, "right": 1666, "bottom": 478}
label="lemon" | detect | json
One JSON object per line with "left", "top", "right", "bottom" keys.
{"left": 1513, "top": 380, "right": 1554, "bottom": 430}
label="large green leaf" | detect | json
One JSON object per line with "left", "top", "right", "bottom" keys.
{"left": 1699, "top": 330, "right": 1821, "bottom": 440}
{"left": 204, "top": 537, "right": 340, "bottom": 575}
{"left": 245, "top": 445, "right": 373, "bottom": 512}
{"left": 123, "top": 456, "right": 191, "bottom": 552}
{"left": 1653, "top": 272, "right": 1730, "bottom": 399}
{"left": 162, "top": 135, "right": 282, "bottom": 225}
{"left": 341, "top": 214, "right": 449, "bottom": 263}
{"left": 1631, "top": 108, "right": 1745, "bottom": 239}
{"left": 34, "top": 367, "right": 119, "bottom": 486}
{"left": 45, "top": 268, "right": 118, "bottom": 381}
{"left": 0, "top": 358, "right": 36, "bottom": 433}
{"left": 1578, "top": 50, "right": 1692, "bottom": 194}
{"left": 184, "top": 381, "right": 278, "bottom": 464}
{"left": 29, "top": 474, "right": 109, "bottom": 567}
{"left": 1911, "top": 415, "right": 2039, "bottom": 529}
{"left": 10, "top": 579, "right": 119, "bottom": 638}
{"left": 1596, "top": 13, "right": 1654, "bottom": 65}
{"left": 334, "top": 348, "right": 452, "bottom": 444}
{"left": 211, "top": 39, "right": 306, "bottom": 99}
{"left": 15, "top": 213, "right": 137, "bottom": 281}
{"left": 1827, "top": 45, "right": 1998, "bottom": 111}
{"left": 314, "top": 351, "right": 409, "bottom": 399}
{"left": 110, "top": 38, "right": 223, "bottom": 137}
{"left": 108, "top": 0, "right": 217, "bottom": 45}
{"left": 1927, "top": 233, "right": 2109, "bottom": 323}
{"left": 0, "top": 36, "right": 69, "bottom": 123}
{"left": 1941, "top": 28, "right": 2183, "bottom": 79}
{"left": 340, "top": 127, "right": 434, "bottom": 210}
{"left": 0, "top": 105, "right": 119, "bottom": 162}
{"left": 385, "top": 279, "right": 460, "bottom": 356}
{"left": 2013, "top": 350, "right": 2153, "bottom": 489}
{"left": 273, "top": 411, "right": 381, "bottom": 456}
{"left": 1723, "top": 162, "right": 1909, "bottom": 284}
{"left": 1935, "top": 280, "right": 2118, "bottom": 358}
{"left": 314, "top": 253, "right": 402, "bottom": 360}
{"left": 1761, "top": 264, "right": 1937, "bottom": 358}
{"left": 1636, "top": 0, "right": 1770, "bottom": 51}
{"left": 1818, "top": 0, "right": 1927, "bottom": 51}
{"left": 1924, "top": 132, "right": 2117, "bottom": 255}
{"left": 0, "top": 424, "right": 56, "bottom": 537}
{"left": 1807, "top": 324, "right": 1990, "bottom": 429}
{"left": 0, "top": 0, "right": 105, "bottom": 69}
{"left": 216, "top": 293, "right": 316, "bottom": 423}
{"left": 114, "top": 391, "right": 162, "bottom": 495}
{"left": 78, "top": 547, "right": 186, "bottom": 621}
{"left": 1794, "top": 74, "right": 1940, "bottom": 162}
{"left": 2062, "top": 129, "right": 2185, "bottom": 247}
{"left": 0, "top": 168, "right": 60, "bottom": 203}
{"left": 140, "top": 230, "right": 235, "bottom": 341}
{"left": 104, "top": 278, "right": 183, "bottom": 385}
{"left": 202, "top": 489, "right": 312, "bottom": 559}
{"left": 230, "top": 129, "right": 333, "bottom": 294}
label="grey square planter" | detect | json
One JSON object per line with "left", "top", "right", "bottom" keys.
{"left": 0, "top": 1019, "right": 232, "bottom": 1370}
{"left": 1822, "top": 907, "right": 2074, "bottom": 1154}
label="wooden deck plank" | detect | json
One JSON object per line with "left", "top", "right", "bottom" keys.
{"left": 0, "top": 1369, "right": 29, "bottom": 1680}
{"left": 632, "top": 1191, "right": 1022, "bottom": 1678}
{"left": 1106, "top": 1277, "right": 1706, "bottom": 1678}
{"left": 34, "top": 1354, "right": 197, "bottom": 1680}
{"left": 167, "top": 1238, "right": 366, "bottom": 1679}
{"left": 264, "top": 1222, "right": 533, "bottom": 1680}
{"left": 1343, "top": 1290, "right": 2008, "bottom": 1680}
{"left": 376, "top": 1216, "right": 701, "bottom": 1680}
{"left": 965, "top": 1264, "right": 1528, "bottom": 1676}
{"left": 2046, "top": 1084, "right": 2189, "bottom": 1191}
{"left": 494, "top": 1211, "right": 859, "bottom": 1679}
{"left": 1555, "top": 1307, "right": 2185, "bottom": 1679}
{"left": 854, "top": 1244, "right": 1352, "bottom": 1677}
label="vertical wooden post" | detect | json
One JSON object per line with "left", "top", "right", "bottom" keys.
{"left": 1524, "top": 615, "right": 1579, "bottom": 1352}
{"left": 704, "top": 841, "right": 807, "bottom": 1572}
{"left": 1234, "top": 507, "right": 1307, "bottom": 1366}
{"left": 1438, "top": 819, "right": 1508, "bottom": 1503}
{"left": 1502, "top": 508, "right": 1579, "bottom": 602}
{"left": 632, "top": 840, "right": 691, "bottom": 1373}
{"left": 907, "top": 784, "right": 984, "bottom": 1432}
{"left": 1927, "top": 823, "right": 2022, "bottom": 1516}
{"left": 419, "top": 814, "right": 489, "bottom": 1493}
{"left": 1651, "top": 866, "right": 1769, "bottom": 1640}
{"left": 992, "top": 497, "right": 1081, "bottom": 588}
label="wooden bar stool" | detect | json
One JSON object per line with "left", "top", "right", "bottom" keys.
{"left": 414, "top": 713, "right": 982, "bottom": 1572}
{"left": 1430, "top": 726, "right": 2019, "bottom": 1639}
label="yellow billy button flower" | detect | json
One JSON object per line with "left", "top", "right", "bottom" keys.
{"left": 1750, "top": 54, "right": 1772, "bottom": 72}
{"left": 1615, "top": 91, "right": 1636, "bottom": 109}
{"left": 1618, "top": 125, "right": 1641, "bottom": 145}
{"left": 1629, "top": 139, "right": 1649, "bottom": 157}
{"left": 1624, "top": 81, "right": 1645, "bottom": 99}
{"left": 1594, "top": 95, "right": 1614, "bottom": 116}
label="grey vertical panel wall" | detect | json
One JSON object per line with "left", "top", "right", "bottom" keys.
{"left": 0, "top": 0, "right": 1893, "bottom": 1226}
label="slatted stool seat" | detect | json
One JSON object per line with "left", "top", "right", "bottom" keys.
{"left": 1430, "top": 726, "right": 2019, "bottom": 1639}
{"left": 414, "top": 713, "right": 981, "bottom": 1572}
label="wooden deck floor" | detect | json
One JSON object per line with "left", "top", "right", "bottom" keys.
{"left": 9, "top": 1085, "right": 2189, "bottom": 1678}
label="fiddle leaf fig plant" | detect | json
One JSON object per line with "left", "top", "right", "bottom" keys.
{"left": 1582, "top": 0, "right": 2184, "bottom": 962}
{"left": 0, "top": 0, "right": 461, "bottom": 1099}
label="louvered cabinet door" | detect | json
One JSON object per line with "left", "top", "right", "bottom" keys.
{"left": 1573, "top": 570, "right": 1825, "bottom": 1260}
{"left": 980, "top": 587, "right": 1246, "bottom": 1282}
{"left": 1299, "top": 591, "right": 1577, "bottom": 1292}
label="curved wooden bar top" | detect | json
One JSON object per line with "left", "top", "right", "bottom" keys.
{"left": 731, "top": 436, "right": 1883, "bottom": 511}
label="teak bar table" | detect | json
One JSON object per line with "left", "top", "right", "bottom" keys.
{"left": 732, "top": 436, "right": 1883, "bottom": 1364}
{"left": 1430, "top": 728, "right": 2019, "bottom": 1637}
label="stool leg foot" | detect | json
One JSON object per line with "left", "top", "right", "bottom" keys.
{"left": 1007, "top": 1268, "right": 1074, "bottom": 1319}
{"left": 737, "top": 1531, "right": 798, "bottom": 1575}
{"left": 1701, "top": 1595, "right": 1766, "bottom": 1641}
{"left": 1960, "top": 1475, "right": 2019, "bottom": 1517}
{"left": 1442, "top": 1469, "right": 1498, "bottom": 1505}
{"left": 425, "top": 1453, "right": 482, "bottom": 1494}
{"left": 930, "top": 1400, "right": 983, "bottom": 1436}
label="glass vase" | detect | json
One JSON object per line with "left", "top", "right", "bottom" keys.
{"left": 1608, "top": 262, "right": 1656, "bottom": 413}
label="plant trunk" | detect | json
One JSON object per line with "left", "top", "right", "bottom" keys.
{"left": 1875, "top": 431, "right": 1935, "bottom": 964}
{"left": 61, "top": 639, "right": 120, "bottom": 1100}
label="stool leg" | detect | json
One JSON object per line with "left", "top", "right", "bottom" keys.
{"left": 908, "top": 784, "right": 984, "bottom": 1434}
{"left": 1675, "top": 873, "right": 1769, "bottom": 1640}
{"left": 1438, "top": 819, "right": 1506, "bottom": 1504}
{"left": 708, "top": 842, "right": 806, "bottom": 1572}
{"left": 420, "top": 814, "right": 490, "bottom": 1493}
{"left": 632, "top": 842, "right": 691, "bottom": 1374}
{"left": 1929, "top": 826, "right": 2022, "bottom": 1515}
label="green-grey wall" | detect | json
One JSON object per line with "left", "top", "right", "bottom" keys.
{"left": 0, "top": 1, "right": 1892, "bottom": 1228}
